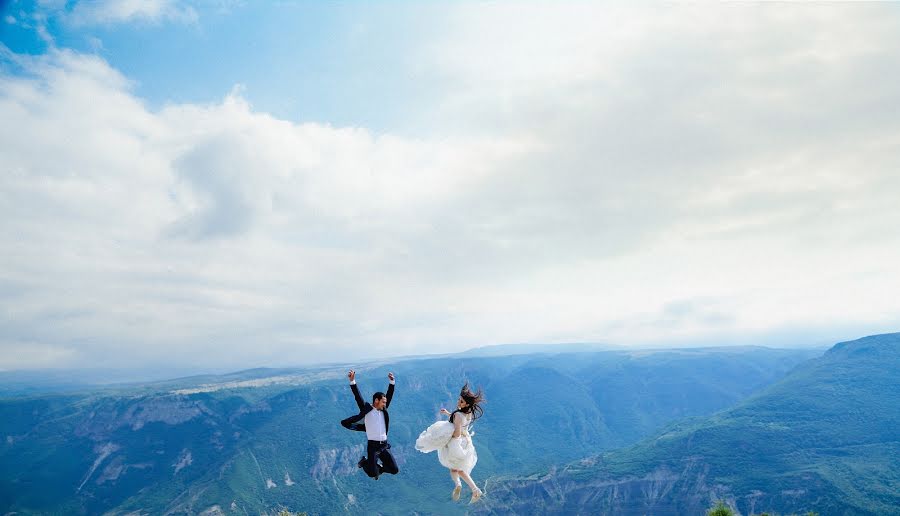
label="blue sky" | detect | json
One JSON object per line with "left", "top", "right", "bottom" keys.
{"left": 2, "top": 1, "right": 900, "bottom": 370}
{"left": 2, "top": 1, "right": 444, "bottom": 131}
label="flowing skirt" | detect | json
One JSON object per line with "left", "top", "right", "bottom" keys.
{"left": 415, "top": 420, "right": 478, "bottom": 474}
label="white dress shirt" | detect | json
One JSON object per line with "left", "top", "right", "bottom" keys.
{"left": 364, "top": 408, "right": 387, "bottom": 441}
{"left": 350, "top": 378, "right": 394, "bottom": 441}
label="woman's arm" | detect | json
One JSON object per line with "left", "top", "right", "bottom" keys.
{"left": 451, "top": 412, "right": 463, "bottom": 438}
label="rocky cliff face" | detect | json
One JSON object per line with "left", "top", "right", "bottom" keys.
{"left": 310, "top": 444, "right": 366, "bottom": 479}
{"left": 479, "top": 459, "right": 727, "bottom": 515}
{"left": 75, "top": 395, "right": 214, "bottom": 438}
{"left": 479, "top": 457, "right": 842, "bottom": 516}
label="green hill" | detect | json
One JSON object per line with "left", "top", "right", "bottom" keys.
{"left": 481, "top": 333, "right": 900, "bottom": 516}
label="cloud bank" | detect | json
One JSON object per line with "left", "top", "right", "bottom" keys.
{"left": 2, "top": 4, "right": 900, "bottom": 369}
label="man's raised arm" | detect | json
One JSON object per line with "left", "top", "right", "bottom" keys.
{"left": 348, "top": 370, "right": 365, "bottom": 411}
{"left": 385, "top": 372, "right": 395, "bottom": 408}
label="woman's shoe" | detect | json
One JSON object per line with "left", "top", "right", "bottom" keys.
{"left": 470, "top": 488, "right": 483, "bottom": 504}
{"left": 452, "top": 484, "right": 462, "bottom": 501}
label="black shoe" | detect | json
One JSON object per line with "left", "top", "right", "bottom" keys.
{"left": 358, "top": 457, "right": 366, "bottom": 469}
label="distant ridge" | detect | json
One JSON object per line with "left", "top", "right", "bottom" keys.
{"left": 462, "top": 342, "right": 620, "bottom": 356}
{"left": 827, "top": 331, "right": 900, "bottom": 357}
{"left": 462, "top": 341, "right": 823, "bottom": 358}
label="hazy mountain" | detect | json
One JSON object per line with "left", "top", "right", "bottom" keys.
{"left": 480, "top": 333, "right": 900, "bottom": 516}
{"left": 461, "top": 342, "right": 619, "bottom": 357}
{"left": 0, "top": 345, "right": 820, "bottom": 514}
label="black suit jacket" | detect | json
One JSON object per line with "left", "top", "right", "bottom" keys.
{"left": 340, "top": 382, "right": 394, "bottom": 436}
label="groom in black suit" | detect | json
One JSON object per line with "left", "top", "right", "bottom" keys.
{"left": 340, "top": 370, "right": 399, "bottom": 479}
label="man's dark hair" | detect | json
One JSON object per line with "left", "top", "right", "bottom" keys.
{"left": 373, "top": 391, "right": 386, "bottom": 403}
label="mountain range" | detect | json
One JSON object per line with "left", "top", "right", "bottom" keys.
{"left": 0, "top": 336, "right": 894, "bottom": 515}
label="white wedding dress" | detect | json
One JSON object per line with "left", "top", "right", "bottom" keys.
{"left": 415, "top": 411, "right": 478, "bottom": 474}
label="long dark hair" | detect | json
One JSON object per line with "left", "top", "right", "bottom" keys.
{"left": 458, "top": 382, "right": 485, "bottom": 421}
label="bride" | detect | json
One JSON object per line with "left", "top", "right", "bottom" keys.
{"left": 415, "top": 383, "right": 485, "bottom": 503}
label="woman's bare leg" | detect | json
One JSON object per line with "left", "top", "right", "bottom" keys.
{"left": 458, "top": 470, "right": 482, "bottom": 502}
{"left": 450, "top": 469, "right": 462, "bottom": 500}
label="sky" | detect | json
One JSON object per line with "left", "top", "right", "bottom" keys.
{"left": 2, "top": 1, "right": 900, "bottom": 371}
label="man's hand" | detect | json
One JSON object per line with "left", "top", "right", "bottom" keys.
{"left": 348, "top": 370, "right": 356, "bottom": 382}
{"left": 388, "top": 372, "right": 395, "bottom": 382}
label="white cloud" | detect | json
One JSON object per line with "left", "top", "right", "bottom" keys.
{"left": 0, "top": 49, "right": 531, "bottom": 368}
{"left": 66, "top": 0, "right": 198, "bottom": 26}
{"left": 2, "top": 5, "right": 900, "bottom": 369}
{"left": 11, "top": 0, "right": 199, "bottom": 31}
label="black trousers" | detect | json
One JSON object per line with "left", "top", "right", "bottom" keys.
{"left": 363, "top": 440, "right": 399, "bottom": 478}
